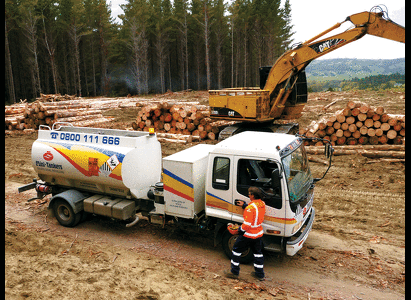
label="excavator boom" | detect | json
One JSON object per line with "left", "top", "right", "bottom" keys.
{"left": 264, "top": 8, "right": 405, "bottom": 119}
{"left": 209, "top": 6, "right": 404, "bottom": 127}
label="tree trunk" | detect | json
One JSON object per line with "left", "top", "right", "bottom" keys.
{"left": 5, "top": 19, "right": 16, "bottom": 103}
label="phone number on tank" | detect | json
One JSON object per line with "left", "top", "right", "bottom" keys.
{"left": 50, "top": 132, "right": 120, "bottom": 145}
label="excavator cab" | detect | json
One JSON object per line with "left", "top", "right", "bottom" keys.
{"left": 260, "top": 67, "right": 308, "bottom": 119}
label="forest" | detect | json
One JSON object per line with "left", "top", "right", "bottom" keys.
{"left": 5, "top": 0, "right": 294, "bottom": 104}
{"left": 308, "top": 73, "right": 405, "bottom": 93}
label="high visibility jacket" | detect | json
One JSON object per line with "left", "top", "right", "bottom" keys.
{"left": 240, "top": 199, "right": 266, "bottom": 239}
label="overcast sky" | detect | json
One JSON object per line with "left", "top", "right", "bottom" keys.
{"left": 109, "top": 0, "right": 405, "bottom": 60}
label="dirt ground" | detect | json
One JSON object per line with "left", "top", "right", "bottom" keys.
{"left": 5, "top": 90, "right": 405, "bottom": 299}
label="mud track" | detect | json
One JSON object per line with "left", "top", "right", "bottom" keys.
{"left": 5, "top": 90, "right": 405, "bottom": 299}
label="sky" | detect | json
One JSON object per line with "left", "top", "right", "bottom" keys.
{"left": 109, "top": 0, "right": 405, "bottom": 60}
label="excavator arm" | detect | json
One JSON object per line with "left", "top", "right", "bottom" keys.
{"left": 265, "top": 7, "right": 405, "bottom": 119}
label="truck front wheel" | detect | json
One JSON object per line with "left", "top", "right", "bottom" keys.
{"left": 222, "top": 230, "right": 254, "bottom": 264}
{"left": 53, "top": 199, "right": 82, "bottom": 227}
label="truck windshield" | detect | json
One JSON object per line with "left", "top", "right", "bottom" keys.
{"left": 282, "top": 145, "right": 313, "bottom": 202}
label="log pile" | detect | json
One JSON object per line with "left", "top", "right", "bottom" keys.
{"left": 131, "top": 102, "right": 232, "bottom": 140}
{"left": 36, "top": 93, "right": 77, "bottom": 102}
{"left": 301, "top": 101, "right": 405, "bottom": 146}
{"left": 5, "top": 94, "right": 115, "bottom": 131}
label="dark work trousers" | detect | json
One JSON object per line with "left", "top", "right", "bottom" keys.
{"left": 230, "top": 235, "right": 265, "bottom": 278}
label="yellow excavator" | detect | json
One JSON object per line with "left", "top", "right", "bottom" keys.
{"left": 209, "top": 6, "right": 405, "bottom": 140}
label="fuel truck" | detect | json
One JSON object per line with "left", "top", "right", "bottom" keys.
{"left": 19, "top": 123, "right": 333, "bottom": 262}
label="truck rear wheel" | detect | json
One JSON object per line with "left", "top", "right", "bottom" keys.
{"left": 222, "top": 230, "right": 254, "bottom": 264}
{"left": 53, "top": 199, "right": 82, "bottom": 227}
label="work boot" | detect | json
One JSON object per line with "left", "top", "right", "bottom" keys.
{"left": 224, "top": 269, "right": 239, "bottom": 279}
{"left": 251, "top": 271, "right": 266, "bottom": 281}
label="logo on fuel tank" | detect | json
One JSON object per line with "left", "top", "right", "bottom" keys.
{"left": 43, "top": 151, "right": 54, "bottom": 161}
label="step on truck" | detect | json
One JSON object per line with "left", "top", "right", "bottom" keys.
{"left": 19, "top": 123, "right": 333, "bottom": 262}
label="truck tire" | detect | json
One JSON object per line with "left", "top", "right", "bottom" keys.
{"left": 53, "top": 199, "right": 82, "bottom": 227}
{"left": 222, "top": 230, "right": 254, "bottom": 264}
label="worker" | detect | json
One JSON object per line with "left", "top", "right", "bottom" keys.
{"left": 224, "top": 186, "right": 267, "bottom": 281}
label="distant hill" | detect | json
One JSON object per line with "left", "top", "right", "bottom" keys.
{"left": 305, "top": 58, "right": 405, "bottom": 81}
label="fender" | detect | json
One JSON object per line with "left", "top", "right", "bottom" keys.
{"left": 48, "top": 189, "right": 88, "bottom": 216}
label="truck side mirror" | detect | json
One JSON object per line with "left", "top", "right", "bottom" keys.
{"left": 325, "top": 143, "right": 333, "bottom": 159}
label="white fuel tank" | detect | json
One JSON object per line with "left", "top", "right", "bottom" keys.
{"left": 32, "top": 125, "right": 161, "bottom": 199}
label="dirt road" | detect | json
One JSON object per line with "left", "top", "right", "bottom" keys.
{"left": 5, "top": 90, "right": 405, "bottom": 299}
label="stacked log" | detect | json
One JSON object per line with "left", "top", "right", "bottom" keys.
{"left": 301, "top": 101, "right": 405, "bottom": 146}
{"left": 5, "top": 94, "right": 115, "bottom": 130}
{"left": 131, "top": 102, "right": 228, "bottom": 140}
{"left": 36, "top": 93, "right": 77, "bottom": 102}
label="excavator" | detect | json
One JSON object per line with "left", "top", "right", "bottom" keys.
{"left": 209, "top": 6, "right": 405, "bottom": 140}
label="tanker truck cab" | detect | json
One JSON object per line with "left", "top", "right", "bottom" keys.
{"left": 205, "top": 131, "right": 319, "bottom": 257}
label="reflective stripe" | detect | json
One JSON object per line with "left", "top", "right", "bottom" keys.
{"left": 251, "top": 203, "right": 259, "bottom": 226}
{"left": 254, "top": 254, "right": 263, "bottom": 258}
{"left": 244, "top": 230, "right": 264, "bottom": 238}
{"left": 232, "top": 251, "right": 241, "bottom": 257}
{"left": 243, "top": 221, "right": 252, "bottom": 226}
{"left": 249, "top": 224, "right": 261, "bottom": 228}
{"left": 231, "top": 260, "right": 239, "bottom": 266}
{"left": 254, "top": 263, "right": 264, "bottom": 269}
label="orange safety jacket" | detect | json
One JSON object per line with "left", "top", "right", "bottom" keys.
{"left": 240, "top": 199, "right": 266, "bottom": 239}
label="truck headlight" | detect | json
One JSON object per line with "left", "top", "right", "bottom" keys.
{"left": 292, "top": 221, "right": 303, "bottom": 234}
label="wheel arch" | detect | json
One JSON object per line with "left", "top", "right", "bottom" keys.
{"left": 48, "top": 189, "right": 87, "bottom": 217}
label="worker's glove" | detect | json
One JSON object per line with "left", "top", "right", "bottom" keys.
{"left": 227, "top": 223, "right": 240, "bottom": 235}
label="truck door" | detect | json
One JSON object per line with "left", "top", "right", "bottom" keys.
{"left": 232, "top": 156, "right": 286, "bottom": 233}
{"left": 205, "top": 154, "right": 234, "bottom": 220}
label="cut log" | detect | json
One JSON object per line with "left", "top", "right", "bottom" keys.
{"left": 308, "top": 156, "right": 328, "bottom": 165}
{"left": 387, "top": 129, "right": 397, "bottom": 139}
{"left": 364, "top": 119, "right": 374, "bottom": 128}
{"left": 341, "top": 122, "right": 349, "bottom": 131}
{"left": 326, "top": 127, "right": 335, "bottom": 135}
{"left": 369, "top": 136, "right": 379, "bottom": 145}
{"left": 380, "top": 114, "right": 390, "bottom": 123}
{"left": 358, "top": 136, "right": 368, "bottom": 145}
{"left": 373, "top": 120, "right": 381, "bottom": 128}
{"left": 336, "top": 136, "right": 346, "bottom": 145}
{"left": 352, "top": 130, "right": 361, "bottom": 139}
{"left": 348, "top": 124, "right": 357, "bottom": 133}
{"left": 375, "top": 106, "right": 385, "bottom": 115}
{"left": 346, "top": 138, "right": 357, "bottom": 145}
{"left": 335, "top": 129, "right": 344, "bottom": 137}
{"left": 351, "top": 107, "right": 360, "bottom": 117}
{"left": 357, "top": 113, "right": 367, "bottom": 122}
{"left": 393, "top": 123, "right": 402, "bottom": 132}
{"left": 199, "top": 131, "right": 208, "bottom": 140}
{"left": 343, "top": 107, "right": 352, "bottom": 116}
{"left": 372, "top": 114, "right": 380, "bottom": 121}
{"left": 343, "top": 130, "right": 351, "bottom": 138}
{"left": 367, "top": 128, "right": 376, "bottom": 137}
{"left": 336, "top": 114, "right": 345, "bottom": 123}
{"left": 207, "top": 132, "right": 216, "bottom": 140}
{"left": 346, "top": 101, "right": 356, "bottom": 109}
{"left": 380, "top": 122, "right": 390, "bottom": 131}
{"left": 359, "top": 103, "right": 370, "bottom": 114}
{"left": 388, "top": 118, "right": 398, "bottom": 127}
{"left": 375, "top": 128, "right": 383, "bottom": 137}
{"left": 378, "top": 135, "right": 388, "bottom": 144}
{"left": 393, "top": 136, "right": 404, "bottom": 145}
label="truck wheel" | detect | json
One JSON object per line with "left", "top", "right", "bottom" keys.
{"left": 222, "top": 230, "right": 254, "bottom": 264}
{"left": 53, "top": 199, "right": 82, "bottom": 227}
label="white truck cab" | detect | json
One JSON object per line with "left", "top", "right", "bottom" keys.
{"left": 204, "top": 131, "right": 316, "bottom": 257}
